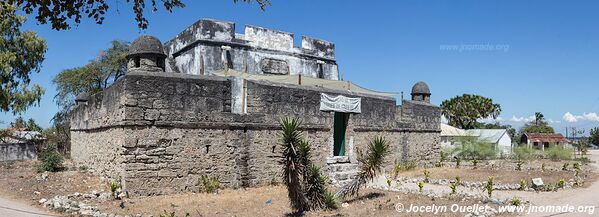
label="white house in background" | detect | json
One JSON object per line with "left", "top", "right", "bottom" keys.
{"left": 440, "top": 124, "right": 470, "bottom": 148}
{"left": 466, "top": 129, "right": 512, "bottom": 155}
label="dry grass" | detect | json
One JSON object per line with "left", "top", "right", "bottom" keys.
{"left": 98, "top": 186, "right": 515, "bottom": 217}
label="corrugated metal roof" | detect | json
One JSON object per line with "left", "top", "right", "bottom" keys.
{"left": 467, "top": 129, "right": 508, "bottom": 144}
{"left": 524, "top": 133, "right": 567, "bottom": 143}
{"left": 440, "top": 124, "right": 469, "bottom": 136}
{"left": 0, "top": 130, "right": 44, "bottom": 144}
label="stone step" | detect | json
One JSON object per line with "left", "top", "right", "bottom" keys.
{"left": 327, "top": 164, "right": 359, "bottom": 172}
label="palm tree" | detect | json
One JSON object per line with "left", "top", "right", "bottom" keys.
{"left": 336, "top": 136, "right": 390, "bottom": 198}
{"left": 534, "top": 112, "right": 545, "bottom": 126}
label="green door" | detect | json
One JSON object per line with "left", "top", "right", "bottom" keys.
{"left": 333, "top": 112, "right": 347, "bottom": 156}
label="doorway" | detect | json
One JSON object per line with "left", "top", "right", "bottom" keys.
{"left": 333, "top": 112, "right": 348, "bottom": 156}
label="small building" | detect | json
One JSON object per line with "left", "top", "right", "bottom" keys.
{"left": 0, "top": 130, "right": 43, "bottom": 161}
{"left": 466, "top": 129, "right": 512, "bottom": 155}
{"left": 520, "top": 133, "right": 568, "bottom": 150}
{"left": 440, "top": 124, "right": 469, "bottom": 148}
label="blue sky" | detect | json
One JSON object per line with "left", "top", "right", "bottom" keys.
{"left": 2, "top": 0, "right": 599, "bottom": 135}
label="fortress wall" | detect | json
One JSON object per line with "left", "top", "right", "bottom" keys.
{"left": 70, "top": 70, "right": 440, "bottom": 196}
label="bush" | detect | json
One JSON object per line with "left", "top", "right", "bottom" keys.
{"left": 452, "top": 137, "right": 497, "bottom": 160}
{"left": 323, "top": 191, "right": 338, "bottom": 210}
{"left": 197, "top": 175, "right": 220, "bottom": 193}
{"left": 510, "top": 197, "right": 522, "bottom": 206}
{"left": 545, "top": 146, "right": 572, "bottom": 161}
{"left": 36, "top": 145, "right": 64, "bottom": 173}
{"left": 512, "top": 146, "right": 534, "bottom": 161}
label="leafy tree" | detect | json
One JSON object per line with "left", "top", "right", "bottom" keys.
{"left": 54, "top": 40, "right": 129, "bottom": 111}
{"left": 51, "top": 40, "right": 129, "bottom": 155}
{"left": 441, "top": 94, "right": 502, "bottom": 129}
{"left": 25, "top": 118, "right": 42, "bottom": 132}
{"left": 590, "top": 127, "right": 599, "bottom": 145}
{"left": 8, "top": 0, "right": 271, "bottom": 30}
{"left": 517, "top": 113, "right": 555, "bottom": 137}
{"left": 336, "top": 136, "right": 390, "bottom": 198}
{"left": 0, "top": 3, "right": 46, "bottom": 114}
{"left": 451, "top": 136, "right": 497, "bottom": 160}
{"left": 9, "top": 116, "right": 26, "bottom": 129}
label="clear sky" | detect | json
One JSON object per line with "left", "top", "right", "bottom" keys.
{"left": 2, "top": 0, "right": 598, "bottom": 135}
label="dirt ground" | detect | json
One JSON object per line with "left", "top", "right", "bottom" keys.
{"left": 399, "top": 167, "right": 582, "bottom": 185}
{"left": 97, "top": 186, "right": 514, "bottom": 217}
{"left": 0, "top": 157, "right": 595, "bottom": 217}
{"left": 0, "top": 160, "right": 107, "bottom": 216}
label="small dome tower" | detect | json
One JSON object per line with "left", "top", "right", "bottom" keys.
{"left": 127, "top": 35, "right": 166, "bottom": 72}
{"left": 411, "top": 81, "right": 431, "bottom": 103}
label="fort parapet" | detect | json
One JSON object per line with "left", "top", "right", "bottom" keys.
{"left": 164, "top": 19, "right": 338, "bottom": 79}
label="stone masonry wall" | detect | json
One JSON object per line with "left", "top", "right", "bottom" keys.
{"left": 71, "top": 71, "right": 441, "bottom": 196}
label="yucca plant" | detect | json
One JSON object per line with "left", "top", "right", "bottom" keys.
{"left": 304, "top": 165, "right": 328, "bottom": 210}
{"left": 323, "top": 191, "right": 338, "bottom": 210}
{"left": 279, "top": 117, "right": 337, "bottom": 212}
{"left": 336, "top": 136, "right": 390, "bottom": 198}
{"left": 279, "top": 117, "right": 310, "bottom": 212}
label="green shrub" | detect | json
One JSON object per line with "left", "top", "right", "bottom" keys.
{"left": 423, "top": 170, "right": 430, "bottom": 183}
{"left": 452, "top": 137, "right": 497, "bottom": 160}
{"left": 449, "top": 176, "right": 460, "bottom": 195}
{"left": 455, "top": 157, "right": 461, "bottom": 168}
{"left": 516, "top": 160, "right": 524, "bottom": 171}
{"left": 562, "top": 163, "right": 570, "bottom": 171}
{"left": 110, "top": 181, "right": 119, "bottom": 194}
{"left": 513, "top": 146, "right": 534, "bottom": 161}
{"left": 36, "top": 145, "right": 64, "bottom": 173}
{"left": 541, "top": 162, "right": 546, "bottom": 172}
{"left": 545, "top": 146, "right": 572, "bottom": 161}
{"left": 557, "top": 179, "right": 565, "bottom": 188}
{"left": 418, "top": 182, "right": 424, "bottom": 193}
{"left": 519, "top": 179, "right": 527, "bottom": 191}
{"left": 485, "top": 176, "right": 494, "bottom": 198}
{"left": 323, "top": 191, "right": 338, "bottom": 210}
{"left": 472, "top": 159, "right": 478, "bottom": 169}
{"left": 197, "top": 175, "right": 220, "bottom": 193}
{"left": 510, "top": 197, "right": 522, "bottom": 206}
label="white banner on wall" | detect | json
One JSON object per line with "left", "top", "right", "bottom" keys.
{"left": 319, "top": 93, "right": 362, "bottom": 113}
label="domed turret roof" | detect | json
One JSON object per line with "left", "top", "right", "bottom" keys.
{"left": 128, "top": 35, "right": 166, "bottom": 58}
{"left": 411, "top": 81, "right": 430, "bottom": 95}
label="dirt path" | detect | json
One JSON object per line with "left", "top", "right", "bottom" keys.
{"left": 0, "top": 196, "right": 58, "bottom": 217}
{"left": 496, "top": 150, "right": 599, "bottom": 217}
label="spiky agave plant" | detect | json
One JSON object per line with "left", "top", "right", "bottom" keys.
{"left": 279, "top": 117, "right": 310, "bottom": 212}
{"left": 336, "top": 136, "right": 390, "bottom": 198}
{"left": 304, "top": 165, "right": 328, "bottom": 209}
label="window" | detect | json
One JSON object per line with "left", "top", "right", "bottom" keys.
{"left": 225, "top": 50, "right": 233, "bottom": 69}
{"left": 317, "top": 63, "right": 324, "bottom": 79}
{"left": 333, "top": 112, "right": 348, "bottom": 156}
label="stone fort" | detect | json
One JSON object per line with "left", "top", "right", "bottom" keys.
{"left": 70, "top": 19, "right": 441, "bottom": 196}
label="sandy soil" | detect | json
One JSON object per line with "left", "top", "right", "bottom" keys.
{"left": 494, "top": 150, "right": 599, "bottom": 217}
{"left": 0, "top": 196, "right": 56, "bottom": 217}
